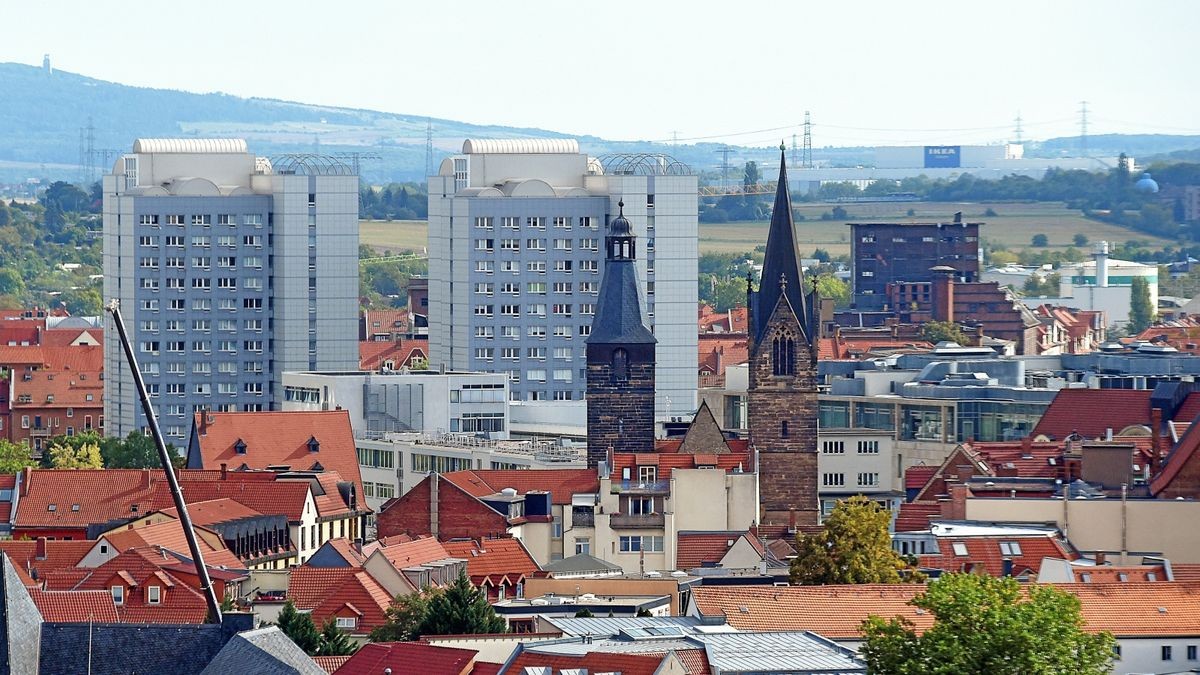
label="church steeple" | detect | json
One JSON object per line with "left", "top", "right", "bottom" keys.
{"left": 588, "top": 201, "right": 655, "bottom": 345}
{"left": 752, "top": 144, "right": 813, "bottom": 347}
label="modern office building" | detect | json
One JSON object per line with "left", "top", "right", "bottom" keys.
{"left": 427, "top": 139, "right": 698, "bottom": 421}
{"left": 850, "top": 219, "right": 981, "bottom": 309}
{"left": 103, "top": 139, "right": 359, "bottom": 441}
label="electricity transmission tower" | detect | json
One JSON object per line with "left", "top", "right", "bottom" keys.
{"left": 802, "top": 111, "right": 813, "bottom": 168}
{"left": 1078, "top": 101, "right": 1089, "bottom": 157}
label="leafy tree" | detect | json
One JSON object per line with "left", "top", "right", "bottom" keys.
{"left": 0, "top": 439, "right": 36, "bottom": 473}
{"left": 1129, "top": 276, "right": 1154, "bottom": 332}
{"left": 47, "top": 440, "right": 102, "bottom": 469}
{"left": 1031, "top": 233, "right": 1049, "bottom": 247}
{"left": 99, "top": 431, "right": 184, "bottom": 469}
{"left": 0, "top": 269, "right": 23, "bottom": 296}
{"left": 316, "top": 617, "right": 357, "bottom": 656}
{"left": 370, "top": 588, "right": 438, "bottom": 642}
{"left": 418, "top": 570, "right": 506, "bottom": 637}
{"left": 983, "top": 207, "right": 998, "bottom": 217}
{"left": 860, "top": 573, "right": 1115, "bottom": 675}
{"left": 635, "top": 608, "right": 654, "bottom": 618}
{"left": 988, "top": 250, "right": 1018, "bottom": 266}
{"left": 1021, "top": 273, "right": 1061, "bottom": 298}
{"left": 922, "top": 321, "right": 968, "bottom": 346}
{"left": 574, "top": 608, "right": 595, "bottom": 618}
{"left": 809, "top": 274, "right": 850, "bottom": 309}
{"left": 811, "top": 248, "right": 831, "bottom": 263}
{"left": 742, "top": 161, "right": 759, "bottom": 189}
{"left": 1073, "top": 233, "right": 1089, "bottom": 247}
{"left": 276, "top": 601, "right": 321, "bottom": 655}
{"left": 790, "top": 496, "right": 922, "bottom": 585}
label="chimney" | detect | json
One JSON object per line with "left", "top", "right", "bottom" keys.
{"left": 948, "top": 483, "right": 969, "bottom": 519}
{"left": 220, "top": 463, "right": 228, "bottom": 481}
{"left": 1094, "top": 241, "right": 1110, "bottom": 288}
{"left": 1150, "top": 408, "right": 1164, "bottom": 474}
{"left": 20, "top": 467, "right": 32, "bottom": 497}
{"left": 199, "top": 413, "right": 207, "bottom": 436}
{"left": 931, "top": 267, "right": 955, "bottom": 324}
{"left": 35, "top": 537, "right": 47, "bottom": 561}
{"left": 1095, "top": 551, "right": 1107, "bottom": 566}
{"left": 143, "top": 470, "right": 152, "bottom": 490}
{"left": 788, "top": 508, "right": 797, "bottom": 535}
{"left": 353, "top": 538, "right": 363, "bottom": 554}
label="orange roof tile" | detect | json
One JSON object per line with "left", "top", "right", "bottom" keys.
{"left": 102, "top": 520, "right": 245, "bottom": 570}
{"left": 56, "top": 548, "right": 210, "bottom": 624}
{"left": 442, "top": 538, "right": 540, "bottom": 582}
{"left": 506, "top": 650, "right": 665, "bottom": 675}
{"left": 918, "top": 535, "right": 1075, "bottom": 577}
{"left": 333, "top": 642, "right": 481, "bottom": 675}
{"left": 360, "top": 340, "right": 427, "bottom": 371}
{"left": 309, "top": 570, "right": 393, "bottom": 633}
{"left": 894, "top": 502, "right": 942, "bottom": 532}
{"left": 0, "top": 540, "right": 94, "bottom": 581}
{"left": 320, "top": 538, "right": 367, "bottom": 567}
{"left": 697, "top": 335, "right": 748, "bottom": 378}
{"left": 159, "top": 497, "right": 263, "bottom": 526}
{"left": 10, "top": 368, "right": 103, "bottom": 410}
{"left": 440, "top": 470, "right": 599, "bottom": 506}
{"left": 676, "top": 532, "right": 751, "bottom": 569}
{"left": 288, "top": 567, "right": 359, "bottom": 610}
{"left": 610, "top": 452, "right": 751, "bottom": 480}
{"left": 29, "top": 588, "right": 120, "bottom": 622}
{"left": 1032, "top": 389, "right": 1154, "bottom": 439}
{"left": 189, "top": 410, "right": 364, "bottom": 499}
{"left": 904, "top": 465, "right": 938, "bottom": 490}
{"left": 367, "top": 535, "right": 453, "bottom": 570}
{"left": 312, "top": 655, "right": 351, "bottom": 673}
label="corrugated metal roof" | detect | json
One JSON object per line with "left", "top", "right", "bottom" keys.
{"left": 133, "top": 138, "right": 248, "bottom": 154}
{"left": 462, "top": 138, "right": 579, "bottom": 154}
{"left": 694, "top": 631, "right": 866, "bottom": 673}
{"left": 547, "top": 616, "right": 702, "bottom": 636}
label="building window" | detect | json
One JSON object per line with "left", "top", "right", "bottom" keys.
{"left": 781, "top": 421, "right": 789, "bottom": 437}
{"left": 821, "top": 473, "right": 845, "bottom": 487}
{"left": 772, "top": 336, "right": 796, "bottom": 376}
{"left": 999, "top": 541, "right": 1023, "bottom": 556}
{"left": 857, "top": 440, "right": 881, "bottom": 454}
{"left": 857, "top": 472, "right": 880, "bottom": 487}
{"left": 575, "top": 538, "right": 591, "bottom": 555}
{"left": 952, "top": 542, "right": 969, "bottom": 556}
{"left": 336, "top": 617, "right": 357, "bottom": 629}
{"left": 612, "top": 348, "right": 628, "bottom": 383}
{"left": 638, "top": 466, "right": 657, "bottom": 483}
{"left": 1188, "top": 645, "right": 1197, "bottom": 661}
{"left": 1163, "top": 646, "right": 1173, "bottom": 661}
{"left": 148, "top": 586, "right": 161, "bottom": 605}
{"left": 111, "top": 586, "right": 124, "bottom": 605}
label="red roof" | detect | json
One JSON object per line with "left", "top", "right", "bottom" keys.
{"left": 1176, "top": 392, "right": 1200, "bottom": 423}
{"left": 333, "top": 641, "right": 481, "bottom": 674}
{"left": 697, "top": 335, "right": 748, "bottom": 378}
{"left": 49, "top": 548, "right": 210, "bottom": 624}
{"left": 102, "top": 519, "right": 245, "bottom": 570}
{"left": 309, "top": 570, "right": 393, "bottom": 634}
{"left": 904, "top": 466, "right": 938, "bottom": 490}
{"left": 610, "top": 451, "right": 751, "bottom": 480}
{"left": 288, "top": 567, "right": 359, "bottom": 610}
{"left": 29, "top": 588, "right": 120, "bottom": 622}
{"left": 918, "top": 535, "right": 1076, "bottom": 577}
{"left": 189, "top": 410, "right": 364, "bottom": 499}
{"left": 360, "top": 340, "right": 427, "bottom": 371}
{"left": 818, "top": 335, "right": 934, "bottom": 360}
{"left": 1032, "top": 389, "right": 1153, "bottom": 440}
{"left": 9, "top": 368, "right": 104, "bottom": 410}
{"left": 439, "top": 470, "right": 599, "bottom": 506}
{"left": 442, "top": 538, "right": 541, "bottom": 583}
{"left": 698, "top": 305, "right": 747, "bottom": 334}
{"left": 366, "top": 534, "right": 454, "bottom": 572}
{"left": 160, "top": 497, "right": 263, "bottom": 526}
{"left": 313, "top": 655, "right": 352, "bottom": 673}
{"left": 505, "top": 650, "right": 665, "bottom": 675}
{"left": 0, "top": 540, "right": 94, "bottom": 581}
{"left": 676, "top": 532, "right": 753, "bottom": 569}
{"left": 894, "top": 502, "right": 942, "bottom": 533}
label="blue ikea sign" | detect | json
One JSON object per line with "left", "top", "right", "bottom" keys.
{"left": 924, "top": 146, "right": 961, "bottom": 168}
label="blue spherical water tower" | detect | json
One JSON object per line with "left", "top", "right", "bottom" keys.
{"left": 1135, "top": 172, "right": 1160, "bottom": 194}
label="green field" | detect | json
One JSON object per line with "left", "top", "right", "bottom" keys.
{"left": 360, "top": 203, "right": 1171, "bottom": 259}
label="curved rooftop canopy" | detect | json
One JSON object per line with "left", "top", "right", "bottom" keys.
{"left": 133, "top": 138, "right": 248, "bottom": 154}
{"left": 597, "top": 153, "right": 693, "bottom": 176}
{"left": 462, "top": 138, "right": 580, "bottom": 155}
{"left": 269, "top": 153, "right": 355, "bottom": 176}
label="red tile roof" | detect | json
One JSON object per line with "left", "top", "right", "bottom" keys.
{"left": 309, "top": 570, "right": 393, "bottom": 634}
{"left": 904, "top": 466, "right": 938, "bottom": 490}
{"left": 367, "top": 535, "right": 453, "bottom": 570}
{"left": 1170, "top": 564, "right": 1200, "bottom": 582}
{"left": 10, "top": 368, "right": 104, "bottom": 410}
{"left": 918, "top": 535, "right": 1075, "bottom": 577}
{"left": 442, "top": 538, "right": 541, "bottom": 583}
{"left": 676, "top": 532, "right": 751, "bottom": 569}
{"left": 675, "top": 648, "right": 712, "bottom": 675}
{"left": 698, "top": 305, "right": 747, "bottom": 334}
{"left": 190, "top": 410, "right": 364, "bottom": 499}
{"left": 332, "top": 640, "right": 480, "bottom": 675}
{"left": 0, "top": 540, "right": 94, "bottom": 582}
{"left": 288, "top": 567, "right": 359, "bottom": 610}
{"left": 894, "top": 502, "right": 942, "bottom": 533}
{"left": 102, "top": 519, "right": 245, "bottom": 570}
{"left": 505, "top": 650, "right": 665, "bottom": 675}
{"left": 50, "top": 548, "right": 210, "bottom": 624}
{"left": 29, "top": 588, "right": 120, "bottom": 622}
{"left": 360, "top": 340, "right": 427, "bottom": 371}
{"left": 439, "top": 470, "right": 599, "bottom": 506}
{"left": 610, "top": 451, "right": 751, "bottom": 480}
{"left": 1032, "top": 389, "right": 1154, "bottom": 440}
{"left": 159, "top": 497, "right": 263, "bottom": 526}
{"left": 697, "top": 335, "right": 748, "bottom": 378}
{"left": 313, "top": 655, "right": 351, "bottom": 674}
{"left": 818, "top": 336, "right": 934, "bottom": 360}
{"left": 1175, "top": 392, "right": 1200, "bottom": 423}
{"left": 319, "top": 538, "right": 367, "bottom": 567}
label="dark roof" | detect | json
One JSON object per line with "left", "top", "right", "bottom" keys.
{"left": 586, "top": 203, "right": 655, "bottom": 346}
{"left": 753, "top": 147, "right": 813, "bottom": 346}
{"left": 200, "top": 627, "right": 325, "bottom": 675}
{"left": 542, "top": 553, "right": 623, "bottom": 575}
{"left": 0, "top": 553, "right": 42, "bottom": 672}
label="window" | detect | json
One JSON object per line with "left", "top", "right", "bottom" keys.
{"left": 857, "top": 440, "right": 881, "bottom": 454}
{"left": 475, "top": 217, "right": 494, "bottom": 229}
{"left": 526, "top": 282, "right": 547, "bottom": 295}
{"left": 527, "top": 261, "right": 546, "bottom": 274}
{"left": 993, "top": 541, "right": 1023, "bottom": 556}
{"left": 243, "top": 235, "right": 262, "bottom": 247}
{"left": 580, "top": 238, "right": 599, "bottom": 251}
{"left": 111, "top": 586, "right": 124, "bottom": 605}
{"left": 475, "top": 326, "right": 494, "bottom": 339}
{"left": 474, "top": 304, "right": 494, "bottom": 317}
{"left": 822, "top": 440, "right": 845, "bottom": 454}
{"left": 476, "top": 260, "right": 494, "bottom": 273}
{"left": 554, "top": 238, "right": 572, "bottom": 251}
{"left": 822, "top": 473, "right": 845, "bottom": 487}
{"left": 474, "top": 347, "right": 494, "bottom": 361}
{"left": 579, "top": 281, "right": 597, "bottom": 293}
{"left": 772, "top": 336, "right": 796, "bottom": 376}
{"left": 475, "top": 238, "right": 495, "bottom": 252}
{"left": 952, "top": 542, "right": 969, "bottom": 556}
{"left": 501, "top": 326, "right": 519, "bottom": 339}
{"left": 579, "top": 303, "right": 595, "bottom": 316}
{"left": 500, "top": 304, "right": 520, "bottom": 317}
{"left": 575, "top": 538, "right": 591, "bottom": 555}
{"left": 553, "top": 369, "right": 573, "bottom": 382}
{"left": 166, "top": 214, "right": 185, "bottom": 225}
{"left": 527, "top": 304, "right": 546, "bottom": 317}
{"left": 474, "top": 282, "right": 494, "bottom": 295}
{"left": 619, "top": 536, "right": 663, "bottom": 553}
{"left": 500, "top": 238, "right": 519, "bottom": 251}
{"left": 554, "top": 347, "right": 573, "bottom": 360}
{"left": 554, "top": 260, "right": 573, "bottom": 273}
{"left": 140, "top": 214, "right": 158, "bottom": 226}
{"left": 638, "top": 466, "right": 657, "bottom": 483}
{"left": 244, "top": 214, "right": 262, "bottom": 226}
{"left": 527, "top": 369, "right": 547, "bottom": 382}
{"left": 857, "top": 472, "right": 879, "bottom": 487}
{"left": 501, "top": 347, "right": 520, "bottom": 360}
{"left": 336, "top": 617, "right": 357, "bottom": 629}
{"left": 527, "top": 347, "right": 546, "bottom": 359}
{"left": 1163, "top": 646, "right": 1173, "bottom": 661}
{"left": 553, "top": 326, "right": 572, "bottom": 338}
{"left": 501, "top": 216, "right": 520, "bottom": 230}
{"left": 148, "top": 586, "right": 161, "bottom": 604}
{"left": 217, "top": 235, "right": 236, "bottom": 247}
{"left": 526, "top": 217, "right": 544, "bottom": 229}
{"left": 526, "top": 238, "right": 545, "bottom": 251}
{"left": 528, "top": 326, "right": 546, "bottom": 338}
{"left": 164, "top": 235, "right": 183, "bottom": 247}
{"left": 1188, "top": 645, "right": 1197, "bottom": 661}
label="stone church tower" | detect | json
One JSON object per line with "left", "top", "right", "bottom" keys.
{"left": 748, "top": 146, "right": 820, "bottom": 527}
{"left": 586, "top": 201, "right": 656, "bottom": 467}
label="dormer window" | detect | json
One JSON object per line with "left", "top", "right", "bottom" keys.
{"left": 148, "top": 586, "right": 161, "bottom": 605}
{"left": 234, "top": 439, "right": 247, "bottom": 455}
{"left": 307, "top": 436, "right": 320, "bottom": 453}
{"left": 111, "top": 586, "right": 124, "bottom": 605}
{"left": 47, "top": 504, "right": 56, "bottom": 512}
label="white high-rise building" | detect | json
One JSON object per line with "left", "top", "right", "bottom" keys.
{"left": 427, "top": 140, "right": 698, "bottom": 421}
{"left": 103, "top": 139, "right": 359, "bottom": 441}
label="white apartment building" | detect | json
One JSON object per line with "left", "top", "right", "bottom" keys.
{"left": 103, "top": 139, "right": 359, "bottom": 440}
{"left": 427, "top": 139, "right": 698, "bottom": 421}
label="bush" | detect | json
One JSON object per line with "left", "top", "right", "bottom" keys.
{"left": 1074, "top": 233, "right": 1089, "bottom": 247}
{"left": 1031, "top": 233, "right": 1049, "bottom": 247}
{"left": 984, "top": 207, "right": 998, "bottom": 217}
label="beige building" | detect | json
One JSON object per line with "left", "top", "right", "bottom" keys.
{"left": 817, "top": 428, "right": 905, "bottom": 519}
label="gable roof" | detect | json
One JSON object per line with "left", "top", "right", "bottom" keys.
{"left": 0, "top": 539, "right": 95, "bottom": 583}
{"left": 287, "top": 567, "right": 359, "bottom": 610}
{"left": 333, "top": 641, "right": 481, "bottom": 675}
{"left": 366, "top": 535, "right": 454, "bottom": 571}
{"left": 308, "top": 571, "right": 393, "bottom": 633}
{"left": 1032, "top": 389, "right": 1153, "bottom": 440}
{"left": 917, "top": 535, "right": 1075, "bottom": 577}
{"left": 102, "top": 519, "right": 246, "bottom": 570}
{"left": 504, "top": 648, "right": 667, "bottom": 675}
{"left": 189, "top": 410, "right": 364, "bottom": 497}
{"left": 439, "top": 470, "right": 599, "bottom": 506}
{"left": 29, "top": 588, "right": 120, "bottom": 623}
{"left": 200, "top": 626, "right": 326, "bottom": 675}
{"left": 676, "top": 532, "right": 756, "bottom": 570}
{"left": 609, "top": 451, "right": 750, "bottom": 481}
{"left": 677, "top": 401, "right": 732, "bottom": 455}
{"left": 442, "top": 538, "right": 541, "bottom": 583}
{"left": 360, "top": 340, "right": 427, "bottom": 371}
{"left": 160, "top": 498, "right": 264, "bottom": 526}
{"left": 52, "top": 548, "right": 211, "bottom": 624}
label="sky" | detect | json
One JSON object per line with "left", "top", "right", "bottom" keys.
{"left": 3, "top": 0, "right": 1197, "bottom": 147}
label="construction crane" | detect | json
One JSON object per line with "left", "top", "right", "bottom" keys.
{"left": 105, "top": 300, "right": 223, "bottom": 623}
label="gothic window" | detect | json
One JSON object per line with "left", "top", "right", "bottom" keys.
{"left": 772, "top": 336, "right": 796, "bottom": 376}
{"left": 612, "top": 348, "right": 629, "bottom": 383}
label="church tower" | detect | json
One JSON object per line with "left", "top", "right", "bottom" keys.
{"left": 586, "top": 201, "right": 657, "bottom": 467}
{"left": 748, "top": 146, "right": 820, "bottom": 527}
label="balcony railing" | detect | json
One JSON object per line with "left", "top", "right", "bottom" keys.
{"left": 609, "top": 512, "right": 665, "bottom": 529}
{"left": 611, "top": 479, "right": 670, "bottom": 495}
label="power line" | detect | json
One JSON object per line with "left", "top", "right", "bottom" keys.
{"left": 1014, "top": 112, "right": 1024, "bottom": 144}
{"left": 714, "top": 145, "right": 736, "bottom": 190}
{"left": 1078, "top": 101, "right": 1089, "bottom": 158}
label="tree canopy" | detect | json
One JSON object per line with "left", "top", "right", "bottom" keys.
{"left": 0, "top": 439, "right": 37, "bottom": 473}
{"left": 1128, "top": 276, "right": 1154, "bottom": 333}
{"left": 921, "top": 321, "right": 968, "bottom": 346}
{"left": 316, "top": 617, "right": 357, "bottom": 656}
{"left": 789, "top": 495, "right": 923, "bottom": 585}
{"left": 369, "top": 571, "right": 506, "bottom": 641}
{"left": 860, "top": 573, "right": 1115, "bottom": 675}
{"left": 47, "top": 440, "right": 102, "bottom": 469}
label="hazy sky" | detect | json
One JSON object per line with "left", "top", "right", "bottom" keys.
{"left": 3, "top": 0, "right": 1196, "bottom": 147}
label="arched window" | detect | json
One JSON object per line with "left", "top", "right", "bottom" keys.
{"left": 772, "top": 336, "right": 796, "bottom": 377}
{"left": 612, "top": 348, "right": 629, "bottom": 383}
{"left": 786, "top": 338, "right": 796, "bottom": 375}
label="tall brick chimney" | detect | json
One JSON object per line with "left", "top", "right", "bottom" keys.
{"left": 930, "top": 266, "right": 956, "bottom": 324}
{"left": 1150, "top": 408, "right": 1164, "bottom": 475}
{"left": 35, "top": 537, "right": 47, "bottom": 561}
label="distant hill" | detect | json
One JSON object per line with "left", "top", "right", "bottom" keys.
{"left": 2, "top": 61, "right": 1199, "bottom": 184}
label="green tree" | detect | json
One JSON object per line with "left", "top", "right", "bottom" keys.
{"left": 418, "top": 570, "right": 506, "bottom": 637}
{"left": 1129, "top": 276, "right": 1154, "bottom": 332}
{"left": 316, "top": 617, "right": 357, "bottom": 656}
{"left": 742, "top": 161, "right": 759, "bottom": 189}
{"left": 370, "top": 588, "right": 439, "bottom": 642}
{"left": 0, "top": 269, "right": 23, "bottom": 297}
{"left": 922, "top": 321, "right": 968, "bottom": 346}
{"left": 0, "top": 439, "right": 36, "bottom": 473}
{"left": 860, "top": 573, "right": 1115, "bottom": 675}
{"left": 99, "top": 431, "right": 184, "bottom": 469}
{"left": 276, "top": 601, "right": 321, "bottom": 655}
{"left": 574, "top": 608, "right": 595, "bottom": 618}
{"left": 790, "top": 496, "right": 922, "bottom": 585}
{"left": 1031, "top": 233, "right": 1049, "bottom": 247}
{"left": 1073, "top": 233, "right": 1089, "bottom": 247}
{"left": 812, "top": 274, "right": 851, "bottom": 309}
{"left": 47, "top": 440, "right": 102, "bottom": 469}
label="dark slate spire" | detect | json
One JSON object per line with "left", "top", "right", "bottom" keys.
{"left": 753, "top": 143, "right": 811, "bottom": 345}
{"left": 587, "top": 201, "right": 656, "bottom": 345}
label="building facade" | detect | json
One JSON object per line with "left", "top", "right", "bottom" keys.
{"left": 850, "top": 220, "right": 981, "bottom": 310}
{"left": 427, "top": 139, "right": 697, "bottom": 420}
{"left": 102, "top": 139, "right": 359, "bottom": 441}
